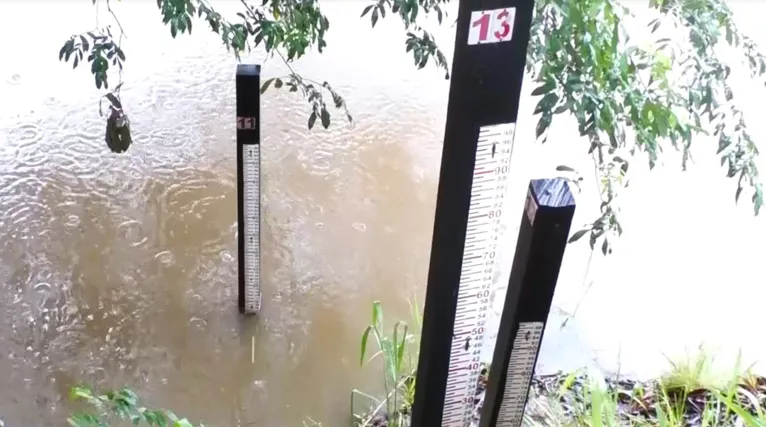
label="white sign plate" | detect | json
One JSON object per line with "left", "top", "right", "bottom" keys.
{"left": 467, "top": 8, "right": 516, "bottom": 46}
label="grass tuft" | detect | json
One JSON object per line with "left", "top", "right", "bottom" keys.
{"left": 344, "top": 301, "right": 766, "bottom": 427}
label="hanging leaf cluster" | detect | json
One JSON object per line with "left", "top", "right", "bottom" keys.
{"left": 58, "top": 0, "right": 765, "bottom": 252}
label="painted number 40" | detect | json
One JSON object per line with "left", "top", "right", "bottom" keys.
{"left": 467, "top": 8, "right": 516, "bottom": 45}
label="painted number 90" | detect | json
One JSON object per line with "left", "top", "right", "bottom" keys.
{"left": 467, "top": 8, "right": 516, "bottom": 45}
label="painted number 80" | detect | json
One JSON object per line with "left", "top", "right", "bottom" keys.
{"left": 467, "top": 8, "right": 516, "bottom": 46}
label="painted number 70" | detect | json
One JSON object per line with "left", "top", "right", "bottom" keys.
{"left": 467, "top": 8, "right": 516, "bottom": 45}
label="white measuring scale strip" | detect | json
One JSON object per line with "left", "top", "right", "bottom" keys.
{"left": 442, "top": 122, "right": 516, "bottom": 427}
{"left": 242, "top": 144, "right": 262, "bottom": 313}
{"left": 496, "top": 321, "right": 544, "bottom": 427}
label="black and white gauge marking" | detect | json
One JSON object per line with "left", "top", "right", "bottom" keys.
{"left": 478, "top": 178, "right": 576, "bottom": 427}
{"left": 235, "top": 63, "right": 262, "bottom": 315}
{"left": 408, "top": 2, "right": 540, "bottom": 426}
{"left": 494, "top": 322, "right": 543, "bottom": 427}
{"left": 442, "top": 122, "right": 516, "bottom": 427}
{"left": 241, "top": 141, "right": 262, "bottom": 313}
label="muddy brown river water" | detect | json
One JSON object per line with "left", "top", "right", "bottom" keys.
{"left": 2, "top": 1, "right": 766, "bottom": 426}
{"left": 0, "top": 1, "right": 457, "bottom": 425}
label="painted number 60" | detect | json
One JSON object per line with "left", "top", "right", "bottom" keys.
{"left": 467, "top": 8, "right": 516, "bottom": 45}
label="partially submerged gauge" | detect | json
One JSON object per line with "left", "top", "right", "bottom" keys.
{"left": 479, "top": 179, "right": 576, "bottom": 427}
{"left": 236, "top": 64, "right": 262, "bottom": 315}
{"left": 241, "top": 144, "right": 261, "bottom": 313}
{"left": 491, "top": 322, "right": 543, "bottom": 426}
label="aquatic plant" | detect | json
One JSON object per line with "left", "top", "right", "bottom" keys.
{"left": 345, "top": 302, "right": 766, "bottom": 427}
{"left": 66, "top": 386, "right": 202, "bottom": 427}
{"left": 351, "top": 300, "right": 421, "bottom": 427}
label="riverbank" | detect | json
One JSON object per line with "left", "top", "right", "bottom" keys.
{"left": 350, "top": 301, "right": 766, "bottom": 427}
{"left": 356, "top": 363, "right": 766, "bottom": 427}
{"left": 499, "top": 369, "right": 766, "bottom": 426}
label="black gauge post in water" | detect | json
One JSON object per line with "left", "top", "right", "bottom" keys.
{"left": 236, "top": 64, "right": 262, "bottom": 315}
{"left": 479, "top": 179, "right": 576, "bottom": 427}
{"left": 410, "top": 0, "right": 538, "bottom": 426}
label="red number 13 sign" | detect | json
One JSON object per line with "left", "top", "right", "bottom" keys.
{"left": 467, "top": 7, "right": 516, "bottom": 45}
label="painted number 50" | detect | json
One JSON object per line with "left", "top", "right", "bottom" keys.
{"left": 467, "top": 8, "right": 516, "bottom": 45}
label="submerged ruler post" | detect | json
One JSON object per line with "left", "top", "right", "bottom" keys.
{"left": 236, "top": 64, "right": 262, "bottom": 315}
{"left": 479, "top": 179, "right": 576, "bottom": 427}
{"left": 410, "top": 1, "right": 536, "bottom": 427}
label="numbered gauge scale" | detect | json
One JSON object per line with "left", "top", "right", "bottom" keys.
{"left": 241, "top": 141, "right": 262, "bottom": 313}
{"left": 492, "top": 321, "right": 544, "bottom": 426}
{"left": 442, "top": 122, "right": 516, "bottom": 427}
{"left": 235, "top": 63, "right": 263, "bottom": 315}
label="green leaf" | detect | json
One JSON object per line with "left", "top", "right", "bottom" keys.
{"left": 105, "top": 93, "right": 122, "bottom": 109}
{"left": 260, "top": 78, "right": 275, "bottom": 94}
{"left": 534, "top": 92, "right": 558, "bottom": 115}
{"left": 173, "top": 418, "right": 194, "bottom": 427}
{"left": 361, "top": 4, "right": 374, "bottom": 17}
{"left": 67, "top": 413, "right": 101, "bottom": 427}
{"left": 394, "top": 322, "right": 408, "bottom": 374}
{"left": 753, "top": 185, "right": 764, "bottom": 215}
{"left": 372, "top": 300, "right": 383, "bottom": 330}
{"left": 530, "top": 82, "right": 554, "bottom": 96}
{"left": 320, "top": 107, "right": 331, "bottom": 129}
{"left": 69, "top": 386, "right": 94, "bottom": 402}
{"left": 568, "top": 229, "right": 589, "bottom": 243}
{"left": 58, "top": 41, "right": 70, "bottom": 61}
{"left": 360, "top": 325, "right": 372, "bottom": 366}
{"left": 165, "top": 410, "right": 179, "bottom": 422}
{"left": 589, "top": 229, "right": 600, "bottom": 250}
{"left": 553, "top": 101, "right": 570, "bottom": 114}
{"left": 535, "top": 115, "right": 552, "bottom": 140}
{"left": 80, "top": 35, "right": 90, "bottom": 52}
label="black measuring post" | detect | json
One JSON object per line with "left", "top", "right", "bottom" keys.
{"left": 479, "top": 178, "right": 576, "bottom": 427}
{"left": 236, "top": 64, "right": 263, "bottom": 315}
{"left": 410, "top": 1, "right": 536, "bottom": 427}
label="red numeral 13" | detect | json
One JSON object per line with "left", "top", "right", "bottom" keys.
{"left": 471, "top": 9, "right": 513, "bottom": 43}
